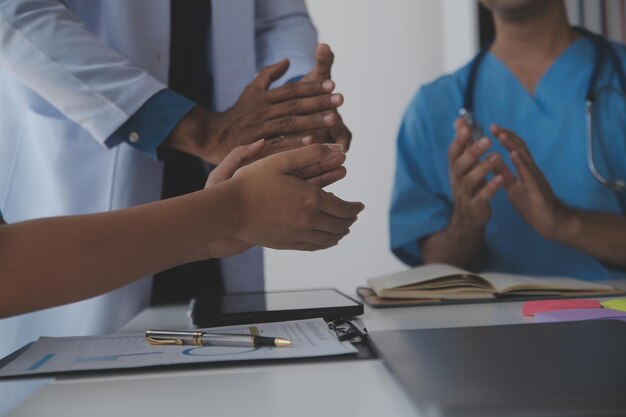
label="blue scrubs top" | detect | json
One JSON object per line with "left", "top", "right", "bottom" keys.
{"left": 390, "top": 37, "right": 626, "bottom": 281}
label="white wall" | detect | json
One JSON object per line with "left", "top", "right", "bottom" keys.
{"left": 265, "top": 0, "right": 478, "bottom": 295}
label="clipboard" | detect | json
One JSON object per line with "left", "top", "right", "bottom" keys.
{"left": 0, "top": 318, "right": 375, "bottom": 380}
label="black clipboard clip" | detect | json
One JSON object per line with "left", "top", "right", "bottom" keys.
{"left": 328, "top": 318, "right": 368, "bottom": 343}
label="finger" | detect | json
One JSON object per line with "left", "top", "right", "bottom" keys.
{"left": 251, "top": 59, "right": 290, "bottom": 90}
{"left": 453, "top": 137, "right": 491, "bottom": 180}
{"left": 474, "top": 175, "right": 504, "bottom": 203}
{"left": 494, "top": 127, "right": 544, "bottom": 181}
{"left": 511, "top": 151, "right": 542, "bottom": 195}
{"left": 491, "top": 156, "right": 517, "bottom": 189}
{"left": 262, "top": 111, "right": 338, "bottom": 139}
{"left": 328, "top": 114, "right": 352, "bottom": 151}
{"left": 448, "top": 125, "right": 474, "bottom": 164}
{"left": 491, "top": 125, "right": 532, "bottom": 161}
{"left": 206, "top": 139, "right": 266, "bottom": 185}
{"left": 307, "top": 166, "right": 347, "bottom": 188}
{"left": 302, "top": 230, "right": 348, "bottom": 248}
{"left": 312, "top": 212, "right": 355, "bottom": 234}
{"left": 294, "top": 151, "right": 346, "bottom": 180}
{"left": 248, "top": 135, "right": 313, "bottom": 163}
{"left": 238, "top": 138, "right": 267, "bottom": 161}
{"left": 309, "top": 130, "right": 332, "bottom": 144}
{"left": 462, "top": 153, "right": 501, "bottom": 196}
{"left": 267, "top": 93, "right": 343, "bottom": 119}
{"left": 318, "top": 191, "right": 365, "bottom": 219}
{"left": 312, "top": 43, "right": 335, "bottom": 80}
{"left": 268, "top": 143, "right": 345, "bottom": 174}
{"left": 495, "top": 130, "right": 528, "bottom": 162}
{"left": 454, "top": 116, "right": 471, "bottom": 132}
{"left": 268, "top": 80, "right": 335, "bottom": 103}
{"left": 491, "top": 124, "right": 527, "bottom": 149}
{"left": 289, "top": 242, "right": 334, "bottom": 252}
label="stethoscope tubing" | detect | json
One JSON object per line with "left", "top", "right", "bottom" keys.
{"left": 460, "top": 26, "right": 626, "bottom": 192}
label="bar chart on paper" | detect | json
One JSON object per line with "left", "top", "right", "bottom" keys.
{"left": 0, "top": 318, "right": 356, "bottom": 377}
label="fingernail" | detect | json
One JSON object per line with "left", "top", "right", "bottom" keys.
{"left": 488, "top": 153, "right": 499, "bottom": 162}
{"left": 323, "top": 80, "right": 334, "bottom": 91}
{"left": 323, "top": 113, "right": 336, "bottom": 124}
{"left": 301, "top": 135, "right": 314, "bottom": 145}
{"left": 477, "top": 137, "right": 490, "bottom": 149}
{"left": 460, "top": 127, "right": 470, "bottom": 136}
{"left": 323, "top": 143, "right": 344, "bottom": 152}
{"left": 330, "top": 94, "right": 343, "bottom": 105}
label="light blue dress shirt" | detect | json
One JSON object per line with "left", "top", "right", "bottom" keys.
{"left": 390, "top": 37, "right": 626, "bottom": 281}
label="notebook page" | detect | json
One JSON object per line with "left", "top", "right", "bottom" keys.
{"left": 481, "top": 272, "right": 617, "bottom": 294}
{"left": 368, "top": 263, "right": 493, "bottom": 296}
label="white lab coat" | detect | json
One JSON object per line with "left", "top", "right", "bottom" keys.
{"left": 0, "top": 0, "right": 316, "bottom": 412}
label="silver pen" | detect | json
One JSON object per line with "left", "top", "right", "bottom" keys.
{"left": 145, "top": 330, "right": 292, "bottom": 348}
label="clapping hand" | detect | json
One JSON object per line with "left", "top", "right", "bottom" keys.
{"left": 447, "top": 117, "right": 505, "bottom": 231}
{"left": 490, "top": 124, "right": 568, "bottom": 239}
{"left": 185, "top": 140, "right": 360, "bottom": 261}
{"left": 301, "top": 44, "right": 352, "bottom": 150}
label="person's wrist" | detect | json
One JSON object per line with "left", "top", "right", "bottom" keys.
{"left": 542, "top": 203, "right": 578, "bottom": 242}
{"left": 166, "top": 105, "right": 201, "bottom": 149}
{"left": 165, "top": 107, "right": 225, "bottom": 164}
{"left": 218, "top": 177, "right": 249, "bottom": 242}
{"left": 449, "top": 209, "right": 486, "bottom": 239}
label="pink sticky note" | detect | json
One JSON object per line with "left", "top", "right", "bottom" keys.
{"left": 522, "top": 299, "right": 601, "bottom": 317}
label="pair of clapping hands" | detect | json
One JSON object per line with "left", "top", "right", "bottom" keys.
{"left": 179, "top": 45, "right": 363, "bottom": 261}
{"left": 448, "top": 117, "right": 566, "bottom": 240}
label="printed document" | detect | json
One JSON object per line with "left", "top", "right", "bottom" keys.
{"left": 0, "top": 318, "right": 356, "bottom": 377}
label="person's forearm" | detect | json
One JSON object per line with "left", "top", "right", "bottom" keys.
{"left": 548, "top": 208, "right": 626, "bottom": 269}
{"left": 420, "top": 222, "right": 487, "bottom": 271}
{"left": 0, "top": 184, "right": 239, "bottom": 318}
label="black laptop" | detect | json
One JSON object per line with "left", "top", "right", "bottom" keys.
{"left": 369, "top": 320, "right": 626, "bottom": 417}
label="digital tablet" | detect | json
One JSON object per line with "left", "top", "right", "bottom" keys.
{"left": 191, "top": 288, "right": 363, "bottom": 327}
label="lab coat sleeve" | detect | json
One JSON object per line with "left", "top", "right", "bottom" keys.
{"left": 389, "top": 89, "right": 454, "bottom": 266}
{"left": 254, "top": 0, "right": 317, "bottom": 86}
{"left": 0, "top": 0, "right": 166, "bottom": 146}
{"left": 110, "top": 89, "right": 197, "bottom": 160}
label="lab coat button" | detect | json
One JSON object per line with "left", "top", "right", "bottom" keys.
{"left": 129, "top": 132, "right": 140, "bottom": 143}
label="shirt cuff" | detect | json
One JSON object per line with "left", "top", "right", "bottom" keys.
{"left": 107, "top": 89, "right": 197, "bottom": 160}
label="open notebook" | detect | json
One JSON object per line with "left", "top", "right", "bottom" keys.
{"left": 366, "top": 263, "right": 623, "bottom": 301}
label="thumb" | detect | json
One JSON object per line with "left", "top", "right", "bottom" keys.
{"left": 206, "top": 140, "right": 266, "bottom": 186}
{"left": 252, "top": 59, "right": 290, "bottom": 90}
{"left": 455, "top": 116, "right": 470, "bottom": 132}
{"left": 270, "top": 143, "right": 344, "bottom": 175}
{"left": 311, "top": 44, "right": 334, "bottom": 80}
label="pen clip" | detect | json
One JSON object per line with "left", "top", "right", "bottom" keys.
{"left": 146, "top": 336, "right": 184, "bottom": 346}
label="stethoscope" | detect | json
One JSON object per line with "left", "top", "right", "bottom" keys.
{"left": 460, "top": 27, "right": 626, "bottom": 192}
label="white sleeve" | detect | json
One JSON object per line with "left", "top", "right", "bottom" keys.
{"left": 254, "top": 0, "right": 318, "bottom": 86}
{"left": 0, "top": 0, "right": 165, "bottom": 144}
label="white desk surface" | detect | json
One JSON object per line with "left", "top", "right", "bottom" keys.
{"left": 4, "top": 298, "right": 598, "bottom": 417}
